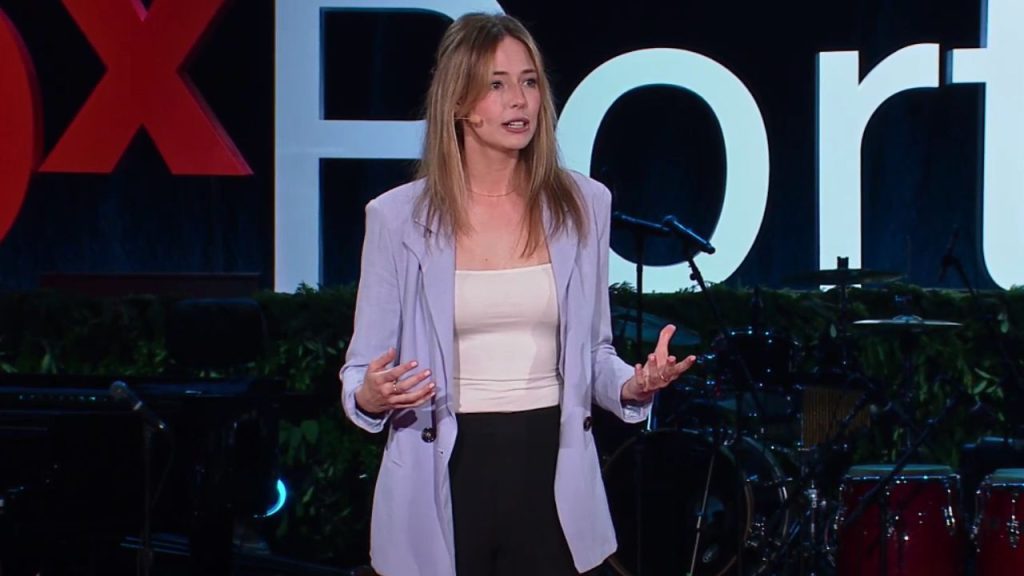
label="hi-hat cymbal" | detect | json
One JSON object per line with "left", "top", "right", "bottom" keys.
{"left": 611, "top": 306, "right": 701, "bottom": 346}
{"left": 786, "top": 268, "right": 903, "bottom": 285}
{"left": 851, "top": 314, "right": 962, "bottom": 332}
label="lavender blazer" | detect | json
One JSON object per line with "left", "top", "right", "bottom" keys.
{"left": 340, "top": 171, "right": 650, "bottom": 576}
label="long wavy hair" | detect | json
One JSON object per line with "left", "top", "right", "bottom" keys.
{"left": 415, "top": 12, "right": 586, "bottom": 253}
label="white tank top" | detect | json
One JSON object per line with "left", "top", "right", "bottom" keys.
{"left": 453, "top": 263, "right": 561, "bottom": 413}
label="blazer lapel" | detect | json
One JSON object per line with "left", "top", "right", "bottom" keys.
{"left": 544, "top": 206, "right": 579, "bottom": 372}
{"left": 403, "top": 219, "right": 455, "bottom": 399}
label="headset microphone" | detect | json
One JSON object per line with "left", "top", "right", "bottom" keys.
{"left": 456, "top": 114, "right": 483, "bottom": 125}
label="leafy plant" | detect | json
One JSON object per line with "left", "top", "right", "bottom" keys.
{"left": 1, "top": 284, "right": 1021, "bottom": 565}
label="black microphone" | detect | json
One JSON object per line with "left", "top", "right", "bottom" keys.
{"left": 938, "top": 225, "right": 960, "bottom": 282}
{"left": 109, "top": 381, "right": 170, "bottom": 433}
{"left": 661, "top": 215, "right": 716, "bottom": 254}
{"left": 611, "top": 212, "right": 670, "bottom": 237}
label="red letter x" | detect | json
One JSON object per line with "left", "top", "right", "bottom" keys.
{"left": 40, "top": 0, "right": 251, "bottom": 176}
{"left": 0, "top": 9, "right": 42, "bottom": 244}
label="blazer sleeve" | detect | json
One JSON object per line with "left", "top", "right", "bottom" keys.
{"left": 588, "top": 181, "right": 653, "bottom": 423}
{"left": 339, "top": 199, "right": 401, "bottom": 433}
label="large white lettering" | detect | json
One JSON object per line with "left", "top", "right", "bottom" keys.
{"left": 816, "top": 44, "right": 939, "bottom": 276}
{"left": 949, "top": 0, "right": 1024, "bottom": 290}
{"left": 274, "top": 1, "right": 1020, "bottom": 292}
{"left": 558, "top": 48, "right": 769, "bottom": 291}
{"left": 274, "top": 0, "right": 500, "bottom": 291}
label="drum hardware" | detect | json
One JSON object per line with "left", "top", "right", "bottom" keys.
{"left": 972, "top": 495, "right": 983, "bottom": 542}
{"left": 944, "top": 485, "right": 958, "bottom": 536}
{"left": 756, "top": 371, "right": 966, "bottom": 576}
{"left": 882, "top": 495, "right": 896, "bottom": 540}
{"left": 755, "top": 377, "right": 882, "bottom": 575}
{"left": 974, "top": 469, "right": 1024, "bottom": 576}
{"left": 1011, "top": 495, "right": 1021, "bottom": 548}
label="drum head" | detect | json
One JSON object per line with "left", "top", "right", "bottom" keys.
{"left": 846, "top": 464, "right": 954, "bottom": 480}
{"left": 985, "top": 468, "right": 1024, "bottom": 485}
{"left": 603, "top": 430, "right": 787, "bottom": 576}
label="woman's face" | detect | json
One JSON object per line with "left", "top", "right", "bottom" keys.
{"left": 462, "top": 37, "right": 541, "bottom": 160}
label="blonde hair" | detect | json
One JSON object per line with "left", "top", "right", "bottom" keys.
{"left": 416, "top": 12, "right": 586, "bottom": 253}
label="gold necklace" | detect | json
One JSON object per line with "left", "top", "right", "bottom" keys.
{"left": 470, "top": 189, "right": 513, "bottom": 197}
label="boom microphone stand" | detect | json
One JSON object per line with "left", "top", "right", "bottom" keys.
{"left": 682, "top": 250, "right": 767, "bottom": 576}
{"left": 613, "top": 212, "right": 768, "bottom": 574}
{"left": 611, "top": 211, "right": 662, "bottom": 575}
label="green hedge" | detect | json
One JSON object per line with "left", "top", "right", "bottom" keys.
{"left": 1, "top": 283, "right": 1022, "bottom": 565}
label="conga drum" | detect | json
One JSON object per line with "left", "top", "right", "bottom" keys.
{"left": 974, "top": 468, "right": 1024, "bottom": 576}
{"left": 836, "top": 464, "right": 965, "bottom": 576}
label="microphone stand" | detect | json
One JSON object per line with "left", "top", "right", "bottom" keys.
{"left": 629, "top": 228, "right": 649, "bottom": 576}
{"left": 683, "top": 252, "right": 767, "bottom": 576}
{"left": 110, "top": 380, "right": 174, "bottom": 576}
{"left": 140, "top": 421, "right": 156, "bottom": 576}
{"left": 632, "top": 230, "right": 655, "bottom": 432}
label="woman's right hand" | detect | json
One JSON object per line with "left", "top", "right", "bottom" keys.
{"left": 354, "top": 347, "right": 436, "bottom": 415}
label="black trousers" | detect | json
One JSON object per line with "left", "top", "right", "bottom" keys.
{"left": 449, "top": 406, "right": 599, "bottom": 576}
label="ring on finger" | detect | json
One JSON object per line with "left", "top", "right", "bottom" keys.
{"left": 391, "top": 381, "right": 399, "bottom": 395}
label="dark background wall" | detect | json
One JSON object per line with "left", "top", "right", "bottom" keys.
{"left": 0, "top": 0, "right": 995, "bottom": 291}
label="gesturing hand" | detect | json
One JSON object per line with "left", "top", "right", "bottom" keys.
{"left": 621, "top": 324, "right": 697, "bottom": 404}
{"left": 354, "top": 347, "right": 435, "bottom": 415}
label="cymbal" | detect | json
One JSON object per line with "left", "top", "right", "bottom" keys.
{"left": 851, "top": 315, "right": 962, "bottom": 332}
{"left": 611, "top": 306, "right": 701, "bottom": 346}
{"left": 786, "top": 267, "right": 903, "bottom": 285}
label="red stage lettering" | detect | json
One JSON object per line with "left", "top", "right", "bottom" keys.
{"left": 0, "top": 9, "right": 42, "bottom": 243}
{"left": 39, "top": 0, "right": 251, "bottom": 176}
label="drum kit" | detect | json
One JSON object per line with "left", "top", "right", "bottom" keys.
{"left": 603, "top": 263, "right": 1023, "bottom": 576}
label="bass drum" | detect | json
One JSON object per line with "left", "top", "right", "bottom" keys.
{"left": 602, "top": 429, "right": 790, "bottom": 576}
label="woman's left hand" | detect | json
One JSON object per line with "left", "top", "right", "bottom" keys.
{"left": 621, "top": 324, "right": 697, "bottom": 404}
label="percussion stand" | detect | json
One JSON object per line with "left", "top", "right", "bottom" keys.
{"left": 839, "top": 381, "right": 967, "bottom": 576}
{"left": 888, "top": 310, "right": 945, "bottom": 457}
{"left": 832, "top": 258, "right": 861, "bottom": 378}
{"left": 683, "top": 253, "right": 768, "bottom": 576}
{"left": 757, "top": 372, "right": 884, "bottom": 575}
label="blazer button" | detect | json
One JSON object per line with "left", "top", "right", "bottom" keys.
{"left": 583, "top": 416, "right": 593, "bottom": 431}
{"left": 421, "top": 427, "right": 436, "bottom": 443}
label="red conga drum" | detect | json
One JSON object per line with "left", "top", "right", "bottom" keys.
{"left": 974, "top": 468, "right": 1024, "bottom": 576}
{"left": 837, "top": 464, "right": 965, "bottom": 576}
